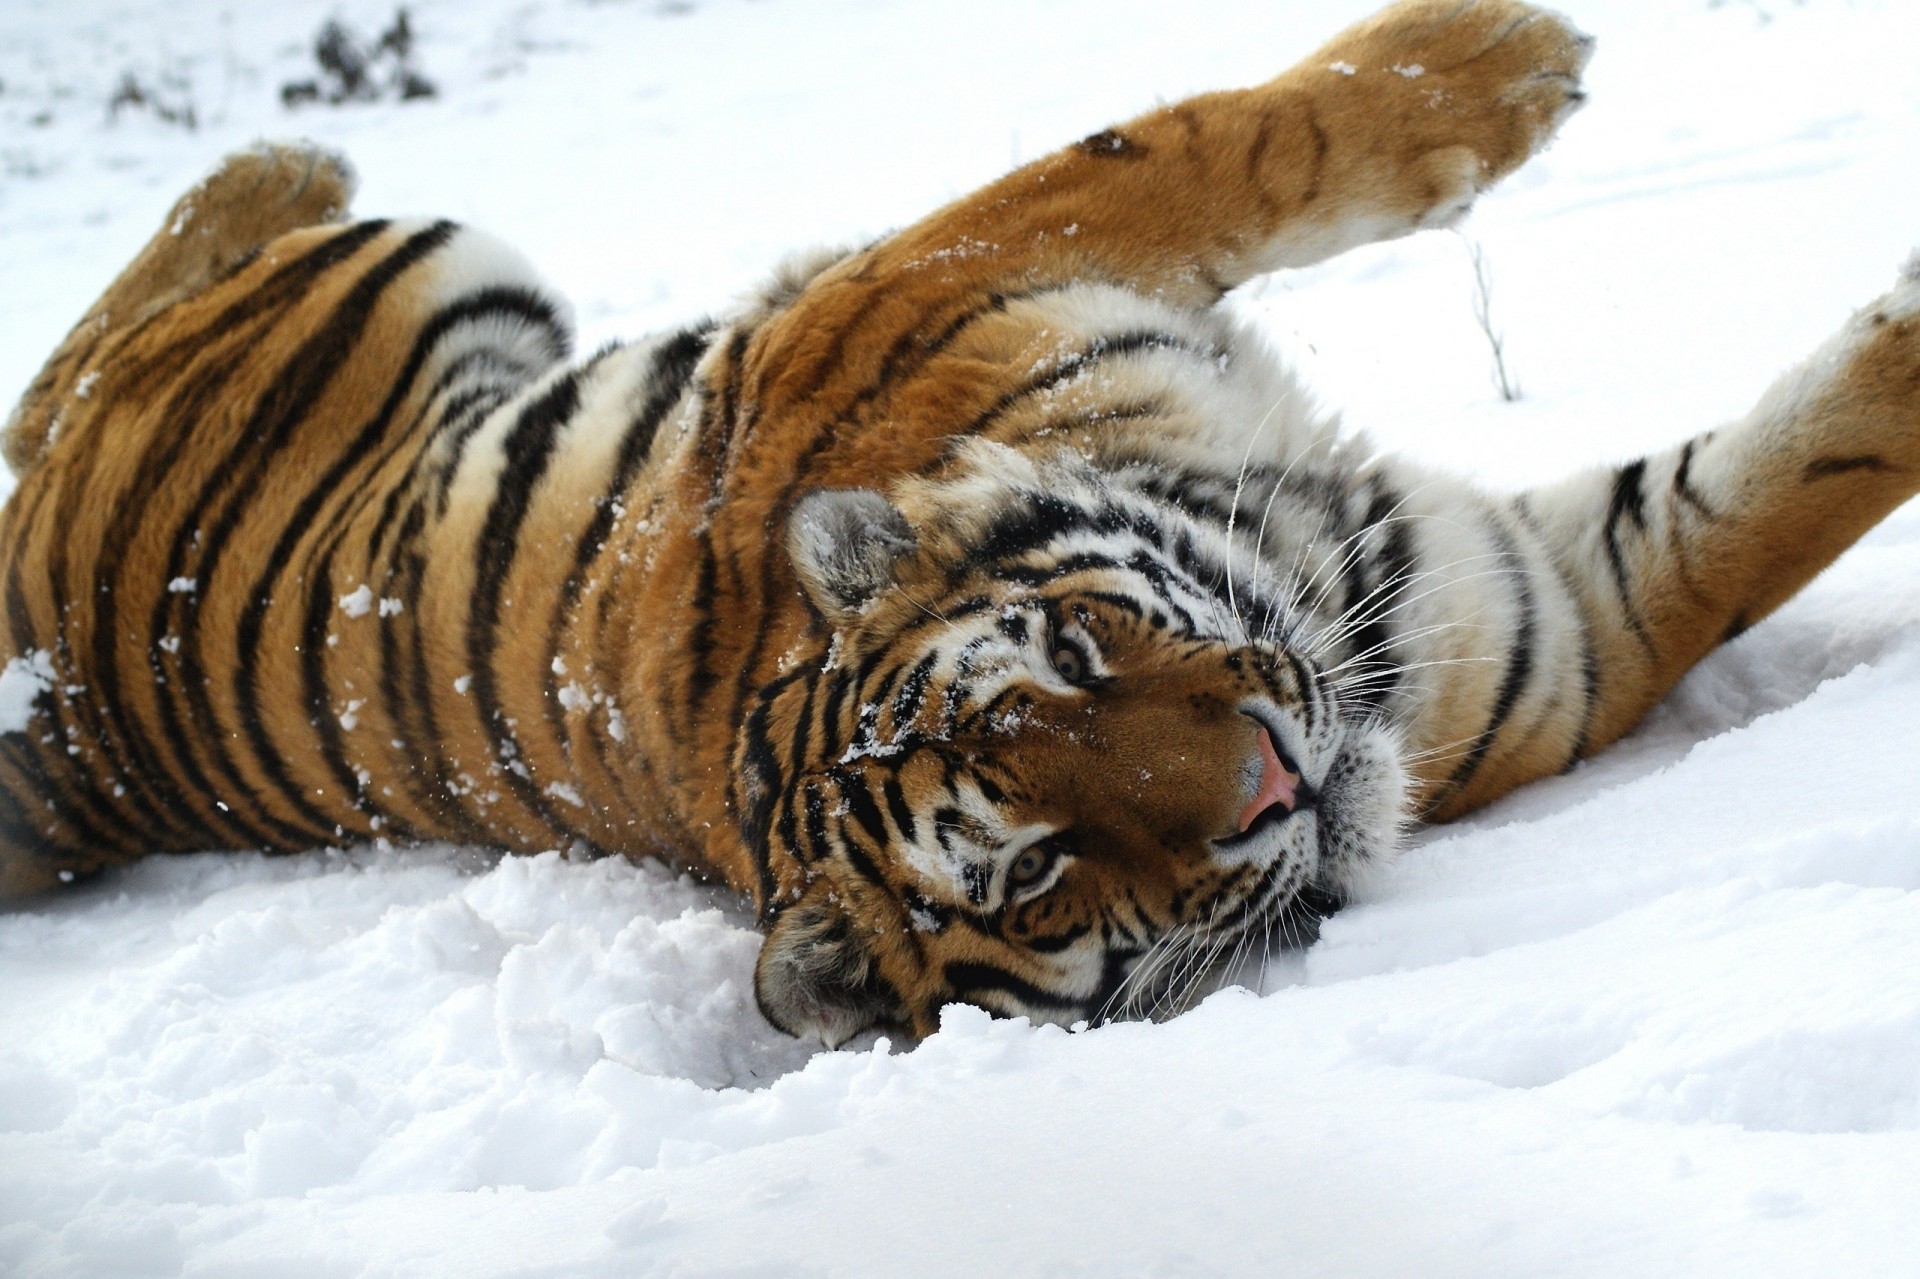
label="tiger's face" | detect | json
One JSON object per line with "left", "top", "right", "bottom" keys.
{"left": 745, "top": 454, "right": 1407, "bottom": 1044}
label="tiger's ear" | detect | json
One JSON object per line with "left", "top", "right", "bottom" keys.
{"left": 754, "top": 882, "right": 905, "bottom": 1047}
{"left": 785, "top": 488, "right": 916, "bottom": 622}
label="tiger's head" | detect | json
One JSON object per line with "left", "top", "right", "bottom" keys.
{"left": 740, "top": 445, "right": 1408, "bottom": 1044}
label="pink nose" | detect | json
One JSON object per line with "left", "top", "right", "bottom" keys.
{"left": 1237, "top": 727, "right": 1300, "bottom": 833}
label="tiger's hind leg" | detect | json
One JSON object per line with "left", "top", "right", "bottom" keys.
{"left": 3, "top": 142, "right": 357, "bottom": 473}
{"left": 1437, "top": 255, "right": 1920, "bottom": 816}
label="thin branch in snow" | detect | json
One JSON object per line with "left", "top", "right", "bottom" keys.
{"left": 1460, "top": 231, "right": 1521, "bottom": 403}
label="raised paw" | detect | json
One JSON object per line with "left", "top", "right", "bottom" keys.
{"left": 166, "top": 141, "right": 359, "bottom": 270}
{"left": 1741, "top": 251, "right": 1920, "bottom": 493}
{"left": 1829, "top": 252, "right": 1920, "bottom": 445}
{"left": 1306, "top": 0, "right": 1594, "bottom": 228}
{"left": 0, "top": 142, "right": 359, "bottom": 473}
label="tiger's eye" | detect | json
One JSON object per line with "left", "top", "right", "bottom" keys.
{"left": 1050, "top": 644, "right": 1086, "bottom": 685}
{"left": 1008, "top": 846, "right": 1052, "bottom": 887}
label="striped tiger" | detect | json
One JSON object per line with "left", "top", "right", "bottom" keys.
{"left": 5, "top": 0, "right": 1919, "bottom": 1044}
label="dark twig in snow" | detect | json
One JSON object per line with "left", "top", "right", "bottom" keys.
{"left": 1461, "top": 232, "right": 1521, "bottom": 403}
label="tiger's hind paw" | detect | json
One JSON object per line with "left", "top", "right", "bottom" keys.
{"left": 0, "top": 142, "right": 360, "bottom": 475}
{"left": 166, "top": 141, "right": 358, "bottom": 276}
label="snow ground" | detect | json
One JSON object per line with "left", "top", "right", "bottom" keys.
{"left": 4, "top": 0, "right": 1920, "bottom": 1274}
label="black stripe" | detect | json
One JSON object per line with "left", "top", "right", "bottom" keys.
{"left": 975, "top": 492, "right": 1126, "bottom": 565}
{"left": 0, "top": 748, "right": 69, "bottom": 862}
{"left": 681, "top": 546, "right": 722, "bottom": 735}
{"left": 735, "top": 691, "right": 788, "bottom": 913}
{"left": 1338, "top": 482, "right": 1418, "bottom": 712}
{"left": 560, "top": 325, "right": 712, "bottom": 607}
{"left": 0, "top": 706, "right": 133, "bottom": 858}
{"left": 842, "top": 816, "right": 900, "bottom": 891}
{"left": 1433, "top": 516, "right": 1538, "bottom": 806}
{"left": 1276, "top": 645, "right": 1321, "bottom": 732}
{"left": 944, "top": 330, "right": 1216, "bottom": 453}
{"left": 750, "top": 661, "right": 826, "bottom": 879}
{"left": 802, "top": 777, "right": 831, "bottom": 864}
{"left": 959, "top": 859, "right": 990, "bottom": 908}
{"left": 892, "top": 594, "right": 996, "bottom": 641}
{"left": 464, "top": 367, "right": 585, "bottom": 843}
{"left": 402, "top": 541, "right": 488, "bottom": 841}
{"left": 543, "top": 323, "right": 713, "bottom": 773}
{"left": 1804, "top": 453, "right": 1895, "bottom": 480}
{"left": 889, "top": 651, "right": 940, "bottom": 728}
{"left": 1084, "top": 589, "right": 1146, "bottom": 619}
{"left": 881, "top": 774, "right": 918, "bottom": 845}
{"left": 1511, "top": 496, "right": 1601, "bottom": 773}
{"left": 943, "top": 960, "right": 1082, "bottom": 1012}
{"left": 1020, "top": 919, "right": 1092, "bottom": 955}
{"left": 378, "top": 517, "right": 469, "bottom": 832}
{"left": 994, "top": 550, "right": 1125, "bottom": 584}
{"left": 1565, "top": 639, "right": 1602, "bottom": 769}
{"left": 680, "top": 331, "right": 752, "bottom": 737}
{"left": 1119, "top": 548, "right": 1204, "bottom": 636}
{"left": 1672, "top": 439, "right": 1714, "bottom": 518}
{"left": 1602, "top": 460, "right": 1655, "bottom": 655}
{"left": 836, "top": 768, "right": 891, "bottom": 851}
{"left": 817, "top": 666, "right": 854, "bottom": 758}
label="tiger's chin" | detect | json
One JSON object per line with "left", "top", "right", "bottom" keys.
{"left": 1306, "top": 718, "right": 1412, "bottom": 903}
{"left": 1256, "top": 723, "right": 1407, "bottom": 923}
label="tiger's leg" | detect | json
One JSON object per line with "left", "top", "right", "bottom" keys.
{"left": 3, "top": 142, "right": 356, "bottom": 473}
{"left": 1430, "top": 257, "right": 1920, "bottom": 819}
{"left": 901, "top": 0, "right": 1592, "bottom": 296}
{"left": 741, "top": 0, "right": 1589, "bottom": 411}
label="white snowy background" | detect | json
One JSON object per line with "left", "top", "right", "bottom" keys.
{"left": 4, "top": 0, "right": 1920, "bottom": 1274}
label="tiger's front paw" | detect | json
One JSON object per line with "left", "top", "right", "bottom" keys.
{"left": 1311, "top": 0, "right": 1593, "bottom": 228}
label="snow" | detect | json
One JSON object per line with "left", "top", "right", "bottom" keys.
{"left": 337, "top": 584, "right": 375, "bottom": 618}
{"left": 5, "top": 0, "right": 1920, "bottom": 1274}
{"left": 0, "top": 650, "right": 55, "bottom": 735}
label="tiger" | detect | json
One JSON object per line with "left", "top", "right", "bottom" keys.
{"left": 3, "top": 0, "right": 1918, "bottom": 1046}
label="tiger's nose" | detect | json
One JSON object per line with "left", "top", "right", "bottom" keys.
{"left": 1237, "top": 725, "right": 1300, "bottom": 831}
